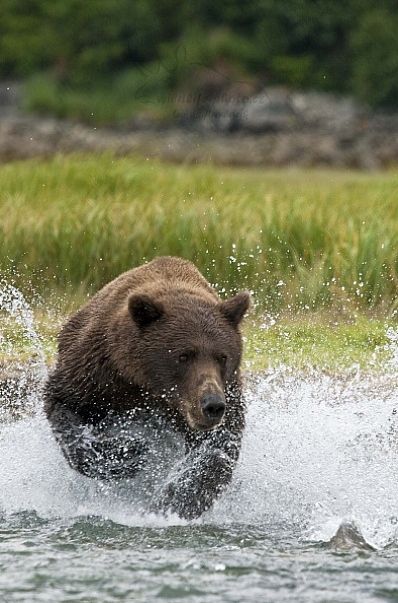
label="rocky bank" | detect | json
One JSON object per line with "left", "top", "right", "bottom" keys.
{"left": 1, "top": 82, "right": 398, "bottom": 169}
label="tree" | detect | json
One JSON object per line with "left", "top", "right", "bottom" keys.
{"left": 351, "top": 9, "right": 398, "bottom": 108}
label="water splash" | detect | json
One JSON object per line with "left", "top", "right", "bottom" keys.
{"left": 1, "top": 284, "right": 398, "bottom": 547}
{"left": 0, "top": 283, "right": 47, "bottom": 419}
{"left": 212, "top": 366, "right": 398, "bottom": 548}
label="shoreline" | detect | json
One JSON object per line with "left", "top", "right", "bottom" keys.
{"left": 1, "top": 87, "right": 398, "bottom": 169}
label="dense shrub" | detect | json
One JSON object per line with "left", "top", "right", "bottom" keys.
{"left": 1, "top": 0, "right": 398, "bottom": 113}
{"left": 350, "top": 9, "right": 398, "bottom": 109}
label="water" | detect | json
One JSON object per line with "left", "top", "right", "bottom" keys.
{"left": 2, "top": 287, "right": 398, "bottom": 602}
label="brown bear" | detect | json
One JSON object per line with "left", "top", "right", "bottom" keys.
{"left": 44, "top": 256, "right": 250, "bottom": 519}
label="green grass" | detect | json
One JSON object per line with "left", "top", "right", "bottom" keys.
{"left": 243, "top": 315, "right": 395, "bottom": 372}
{"left": 3, "top": 155, "right": 398, "bottom": 381}
{"left": 1, "top": 154, "right": 398, "bottom": 317}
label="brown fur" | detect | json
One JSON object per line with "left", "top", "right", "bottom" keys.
{"left": 44, "top": 256, "right": 250, "bottom": 519}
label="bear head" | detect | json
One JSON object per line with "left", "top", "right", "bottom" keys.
{"left": 123, "top": 289, "right": 250, "bottom": 431}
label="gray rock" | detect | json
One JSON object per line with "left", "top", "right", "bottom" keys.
{"left": 1, "top": 83, "right": 398, "bottom": 169}
{"left": 239, "top": 89, "right": 298, "bottom": 133}
{"left": 0, "top": 81, "right": 22, "bottom": 116}
{"left": 324, "top": 522, "right": 376, "bottom": 552}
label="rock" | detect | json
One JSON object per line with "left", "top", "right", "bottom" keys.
{"left": 239, "top": 89, "right": 298, "bottom": 133}
{"left": 1, "top": 82, "right": 398, "bottom": 169}
{"left": 180, "top": 87, "right": 366, "bottom": 135}
{"left": 290, "top": 91, "right": 363, "bottom": 132}
{"left": 0, "top": 81, "right": 22, "bottom": 117}
{"left": 324, "top": 522, "right": 376, "bottom": 552}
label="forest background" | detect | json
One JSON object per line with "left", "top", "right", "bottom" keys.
{"left": 1, "top": 0, "right": 397, "bottom": 123}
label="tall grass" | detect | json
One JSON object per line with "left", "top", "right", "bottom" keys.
{"left": 1, "top": 154, "right": 398, "bottom": 315}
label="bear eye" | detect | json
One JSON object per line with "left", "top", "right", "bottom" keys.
{"left": 218, "top": 355, "right": 228, "bottom": 367}
{"left": 178, "top": 351, "right": 195, "bottom": 363}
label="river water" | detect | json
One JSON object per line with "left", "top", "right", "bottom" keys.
{"left": 1, "top": 285, "right": 398, "bottom": 602}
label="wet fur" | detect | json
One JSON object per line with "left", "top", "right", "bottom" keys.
{"left": 44, "top": 257, "right": 250, "bottom": 519}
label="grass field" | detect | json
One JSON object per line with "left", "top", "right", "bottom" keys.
{"left": 1, "top": 154, "right": 398, "bottom": 369}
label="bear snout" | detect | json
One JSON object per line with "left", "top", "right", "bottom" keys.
{"left": 200, "top": 392, "right": 226, "bottom": 427}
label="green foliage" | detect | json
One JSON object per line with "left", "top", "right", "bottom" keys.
{"left": 2, "top": 0, "right": 398, "bottom": 112}
{"left": 23, "top": 72, "right": 174, "bottom": 124}
{"left": 270, "top": 56, "right": 314, "bottom": 88}
{"left": 350, "top": 9, "right": 398, "bottom": 108}
{"left": 1, "top": 156, "right": 398, "bottom": 317}
{"left": 0, "top": 0, "right": 164, "bottom": 83}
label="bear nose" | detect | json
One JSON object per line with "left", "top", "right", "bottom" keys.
{"left": 201, "top": 393, "right": 226, "bottom": 424}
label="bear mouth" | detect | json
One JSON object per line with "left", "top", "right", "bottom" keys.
{"left": 186, "top": 411, "right": 224, "bottom": 431}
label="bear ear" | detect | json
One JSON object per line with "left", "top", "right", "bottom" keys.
{"left": 128, "top": 294, "right": 164, "bottom": 328}
{"left": 219, "top": 291, "right": 250, "bottom": 328}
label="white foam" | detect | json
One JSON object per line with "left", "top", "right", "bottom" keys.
{"left": 212, "top": 367, "right": 398, "bottom": 548}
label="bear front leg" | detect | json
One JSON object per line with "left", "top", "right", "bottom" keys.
{"left": 47, "top": 403, "right": 148, "bottom": 480}
{"left": 150, "top": 435, "right": 240, "bottom": 519}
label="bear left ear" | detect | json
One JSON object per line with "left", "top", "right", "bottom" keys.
{"left": 219, "top": 291, "right": 250, "bottom": 328}
{"left": 128, "top": 294, "right": 164, "bottom": 329}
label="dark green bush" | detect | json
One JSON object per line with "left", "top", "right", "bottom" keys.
{"left": 350, "top": 9, "right": 398, "bottom": 109}
{"left": 2, "top": 0, "right": 398, "bottom": 114}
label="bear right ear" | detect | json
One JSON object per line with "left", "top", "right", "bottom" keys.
{"left": 219, "top": 291, "right": 250, "bottom": 328}
{"left": 128, "top": 294, "right": 164, "bottom": 328}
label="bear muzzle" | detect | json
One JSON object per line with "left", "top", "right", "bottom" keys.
{"left": 200, "top": 392, "right": 226, "bottom": 429}
{"left": 201, "top": 393, "right": 225, "bottom": 422}
{"left": 181, "top": 373, "right": 226, "bottom": 430}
